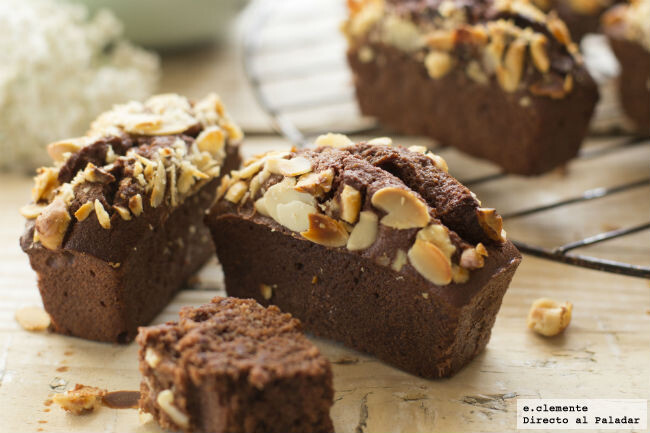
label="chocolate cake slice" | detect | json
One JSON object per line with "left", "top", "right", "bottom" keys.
{"left": 137, "top": 297, "right": 334, "bottom": 433}
{"left": 207, "top": 135, "right": 521, "bottom": 378}
{"left": 603, "top": 0, "right": 650, "bottom": 134}
{"left": 343, "top": 0, "right": 599, "bottom": 175}
{"left": 19, "top": 94, "right": 242, "bottom": 343}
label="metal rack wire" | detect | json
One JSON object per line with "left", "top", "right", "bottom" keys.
{"left": 242, "top": 0, "right": 650, "bottom": 278}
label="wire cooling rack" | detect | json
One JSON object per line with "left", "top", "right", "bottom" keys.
{"left": 242, "top": 0, "right": 650, "bottom": 278}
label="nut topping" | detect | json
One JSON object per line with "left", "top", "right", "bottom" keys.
{"left": 476, "top": 207, "right": 506, "bottom": 241}
{"left": 340, "top": 185, "right": 362, "bottom": 224}
{"left": 195, "top": 125, "right": 225, "bottom": 157}
{"left": 266, "top": 156, "right": 312, "bottom": 177}
{"left": 94, "top": 199, "right": 111, "bottom": 229}
{"left": 314, "top": 133, "right": 354, "bottom": 148}
{"left": 527, "top": 298, "right": 573, "bottom": 337}
{"left": 35, "top": 197, "right": 71, "bottom": 250}
{"left": 371, "top": 187, "right": 430, "bottom": 229}
{"left": 460, "top": 247, "right": 485, "bottom": 269}
{"left": 19, "top": 203, "right": 46, "bottom": 220}
{"left": 496, "top": 38, "right": 526, "bottom": 92}
{"left": 295, "top": 169, "right": 334, "bottom": 196}
{"left": 391, "top": 249, "right": 408, "bottom": 271}
{"left": 47, "top": 139, "right": 83, "bottom": 163}
{"left": 15, "top": 306, "right": 51, "bottom": 331}
{"left": 367, "top": 137, "right": 392, "bottom": 146}
{"left": 407, "top": 239, "right": 453, "bottom": 285}
{"left": 32, "top": 167, "right": 59, "bottom": 202}
{"left": 346, "top": 211, "right": 378, "bottom": 250}
{"left": 416, "top": 224, "right": 456, "bottom": 259}
{"left": 156, "top": 389, "right": 189, "bottom": 429}
{"left": 426, "top": 152, "right": 449, "bottom": 172}
{"left": 129, "top": 194, "right": 144, "bottom": 217}
{"left": 224, "top": 181, "right": 247, "bottom": 204}
{"left": 425, "top": 51, "right": 454, "bottom": 79}
{"left": 257, "top": 178, "right": 317, "bottom": 232}
{"left": 150, "top": 161, "right": 167, "bottom": 208}
{"left": 145, "top": 348, "right": 161, "bottom": 368}
{"left": 114, "top": 206, "right": 132, "bottom": 221}
{"left": 74, "top": 201, "right": 94, "bottom": 221}
{"left": 301, "top": 213, "right": 349, "bottom": 247}
{"left": 530, "top": 34, "right": 550, "bottom": 73}
{"left": 53, "top": 384, "right": 106, "bottom": 415}
{"left": 260, "top": 284, "right": 273, "bottom": 300}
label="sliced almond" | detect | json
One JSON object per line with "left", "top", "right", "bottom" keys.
{"left": 371, "top": 187, "right": 430, "bottom": 229}
{"left": 530, "top": 34, "right": 550, "bottom": 73}
{"left": 416, "top": 224, "right": 456, "bottom": 259}
{"left": 20, "top": 203, "right": 46, "bottom": 220}
{"left": 221, "top": 119, "right": 243, "bottom": 142}
{"left": 215, "top": 174, "right": 232, "bottom": 202}
{"left": 249, "top": 169, "right": 271, "bottom": 198}
{"left": 407, "top": 239, "right": 453, "bottom": 285}
{"left": 260, "top": 284, "right": 273, "bottom": 300}
{"left": 367, "top": 137, "right": 392, "bottom": 146}
{"left": 258, "top": 178, "right": 317, "bottom": 231}
{"left": 426, "top": 152, "right": 449, "bottom": 172}
{"left": 477, "top": 207, "right": 505, "bottom": 241}
{"left": 74, "top": 201, "right": 94, "bottom": 221}
{"left": 224, "top": 180, "right": 247, "bottom": 204}
{"left": 340, "top": 185, "right": 362, "bottom": 224}
{"left": 314, "top": 133, "right": 354, "bottom": 148}
{"left": 391, "top": 249, "right": 408, "bottom": 272}
{"left": 301, "top": 213, "right": 349, "bottom": 247}
{"left": 114, "top": 206, "right": 132, "bottom": 221}
{"left": 425, "top": 29, "right": 455, "bottom": 51}
{"left": 476, "top": 242, "right": 488, "bottom": 257}
{"left": 129, "top": 194, "right": 144, "bottom": 217}
{"left": 408, "top": 145, "right": 428, "bottom": 154}
{"left": 346, "top": 211, "right": 378, "bottom": 250}
{"left": 195, "top": 126, "right": 226, "bottom": 158}
{"left": 276, "top": 201, "right": 317, "bottom": 232}
{"left": 548, "top": 16, "right": 571, "bottom": 45}
{"left": 295, "top": 169, "right": 334, "bottom": 196}
{"left": 150, "top": 161, "right": 167, "bottom": 208}
{"left": 94, "top": 199, "right": 111, "bottom": 229}
{"left": 266, "top": 156, "right": 312, "bottom": 177}
{"left": 35, "top": 198, "right": 71, "bottom": 250}
{"left": 15, "top": 306, "right": 50, "bottom": 331}
{"left": 232, "top": 158, "right": 265, "bottom": 180}
{"left": 47, "top": 139, "right": 82, "bottom": 163}
{"left": 32, "top": 167, "right": 60, "bottom": 202}
{"left": 496, "top": 38, "right": 526, "bottom": 92}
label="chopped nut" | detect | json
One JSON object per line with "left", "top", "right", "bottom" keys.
{"left": 371, "top": 187, "right": 430, "bottom": 229}
{"left": 114, "top": 206, "right": 132, "bottom": 221}
{"left": 32, "top": 167, "right": 60, "bottom": 202}
{"left": 249, "top": 169, "right": 271, "bottom": 198}
{"left": 340, "top": 185, "right": 362, "bottom": 224}
{"left": 156, "top": 389, "right": 189, "bottom": 429}
{"left": 476, "top": 243, "right": 488, "bottom": 256}
{"left": 266, "top": 156, "right": 312, "bottom": 177}
{"left": 53, "top": 384, "right": 106, "bottom": 415}
{"left": 391, "top": 249, "right": 408, "bottom": 272}
{"left": 460, "top": 247, "right": 485, "bottom": 269}
{"left": 195, "top": 125, "right": 225, "bottom": 158}
{"left": 15, "top": 306, "right": 50, "bottom": 331}
{"left": 407, "top": 145, "right": 428, "bottom": 154}
{"left": 358, "top": 45, "right": 375, "bottom": 62}
{"left": 426, "top": 152, "right": 449, "bottom": 172}
{"left": 367, "top": 137, "right": 392, "bottom": 146}
{"left": 19, "top": 203, "right": 46, "bottom": 219}
{"left": 232, "top": 158, "right": 265, "bottom": 180}
{"left": 145, "top": 348, "right": 161, "bottom": 368}
{"left": 150, "top": 161, "right": 167, "bottom": 208}
{"left": 94, "top": 199, "right": 111, "bottom": 229}
{"left": 301, "top": 214, "right": 349, "bottom": 247}
{"left": 465, "top": 60, "right": 489, "bottom": 85}
{"left": 425, "top": 29, "right": 455, "bottom": 51}
{"left": 314, "top": 133, "right": 354, "bottom": 148}
{"left": 129, "top": 194, "right": 144, "bottom": 217}
{"left": 530, "top": 34, "right": 550, "bottom": 73}
{"left": 257, "top": 178, "right": 317, "bottom": 232}
{"left": 221, "top": 120, "right": 244, "bottom": 142}
{"left": 260, "top": 284, "right": 273, "bottom": 300}
{"left": 416, "top": 224, "right": 456, "bottom": 259}
{"left": 563, "top": 74, "right": 573, "bottom": 93}
{"left": 425, "top": 51, "right": 454, "bottom": 79}
{"left": 295, "top": 169, "right": 334, "bottom": 196}
{"left": 47, "top": 139, "right": 83, "bottom": 163}
{"left": 451, "top": 265, "right": 470, "bottom": 283}
{"left": 496, "top": 38, "right": 526, "bottom": 92}
{"left": 74, "top": 201, "right": 94, "bottom": 221}
{"left": 224, "top": 181, "right": 248, "bottom": 203}
{"left": 346, "top": 211, "right": 378, "bottom": 250}
{"left": 527, "top": 298, "right": 573, "bottom": 337}
{"left": 476, "top": 207, "right": 505, "bottom": 241}
{"left": 548, "top": 16, "right": 571, "bottom": 45}
{"left": 408, "top": 239, "right": 453, "bottom": 285}
{"left": 83, "top": 163, "right": 115, "bottom": 184}
{"left": 35, "top": 197, "right": 71, "bottom": 250}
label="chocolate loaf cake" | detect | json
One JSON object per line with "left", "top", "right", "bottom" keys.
{"left": 343, "top": 0, "right": 599, "bottom": 175}
{"left": 603, "top": 0, "right": 650, "bottom": 134}
{"left": 207, "top": 136, "right": 521, "bottom": 378}
{"left": 137, "top": 297, "right": 334, "bottom": 433}
{"left": 19, "top": 93, "right": 241, "bottom": 343}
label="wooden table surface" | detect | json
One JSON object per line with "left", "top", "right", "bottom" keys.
{"left": 1, "top": 7, "right": 649, "bottom": 433}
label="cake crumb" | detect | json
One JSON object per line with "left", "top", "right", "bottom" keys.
{"left": 15, "top": 306, "right": 50, "bottom": 331}
{"left": 53, "top": 384, "right": 106, "bottom": 415}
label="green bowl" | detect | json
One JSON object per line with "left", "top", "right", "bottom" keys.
{"left": 70, "top": 0, "right": 249, "bottom": 50}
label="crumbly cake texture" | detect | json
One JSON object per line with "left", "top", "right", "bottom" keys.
{"left": 137, "top": 297, "right": 334, "bottom": 433}
{"left": 602, "top": 0, "right": 650, "bottom": 133}
{"left": 20, "top": 93, "right": 242, "bottom": 343}
{"left": 207, "top": 136, "right": 521, "bottom": 378}
{"left": 343, "top": 0, "right": 599, "bottom": 175}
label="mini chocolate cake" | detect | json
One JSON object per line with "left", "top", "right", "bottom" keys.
{"left": 137, "top": 297, "right": 334, "bottom": 433}
{"left": 343, "top": 0, "right": 599, "bottom": 175}
{"left": 20, "top": 94, "right": 242, "bottom": 343}
{"left": 207, "top": 135, "right": 521, "bottom": 378}
{"left": 603, "top": 0, "right": 650, "bottom": 134}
